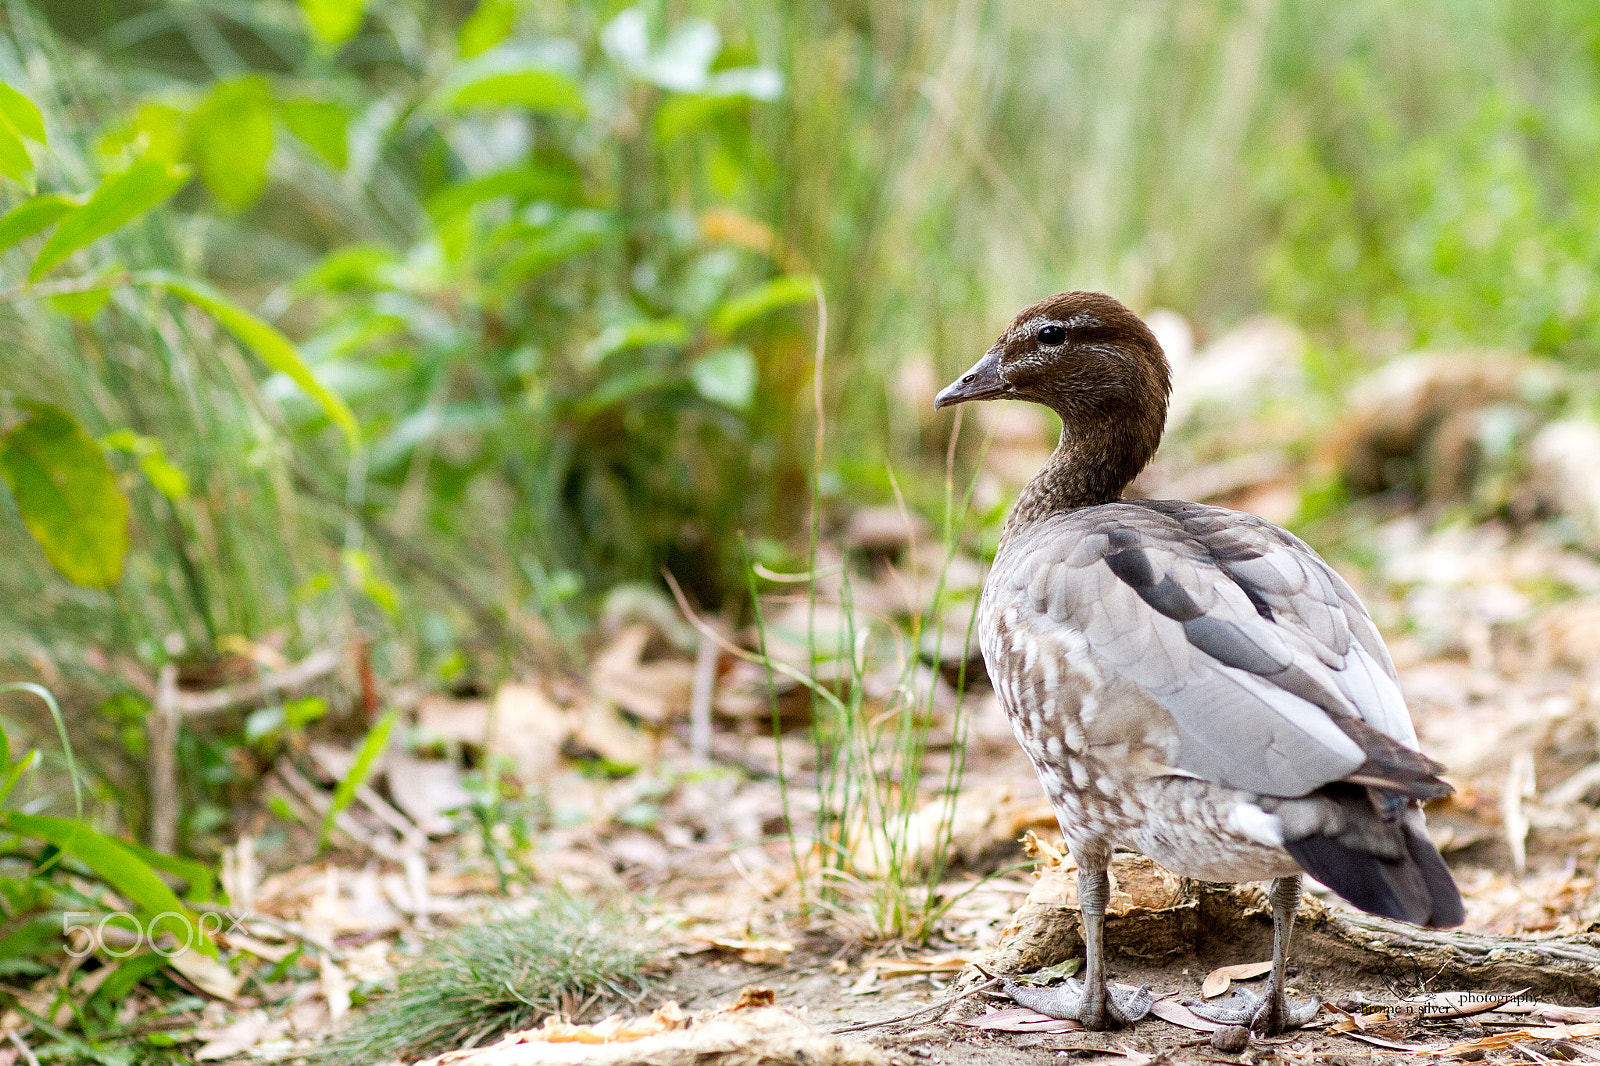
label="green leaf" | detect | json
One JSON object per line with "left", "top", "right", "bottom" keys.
{"left": 50, "top": 285, "right": 113, "bottom": 321}
{"left": 320, "top": 711, "right": 397, "bottom": 850}
{"left": 586, "top": 317, "right": 688, "bottom": 363}
{"left": 0, "top": 813, "right": 211, "bottom": 954}
{"left": 118, "top": 840, "right": 217, "bottom": 903}
{"left": 575, "top": 367, "right": 676, "bottom": 417}
{"left": 0, "top": 682, "right": 82, "bottom": 819}
{"left": 135, "top": 270, "right": 360, "bottom": 447}
{"left": 460, "top": 0, "right": 517, "bottom": 58}
{"left": 1014, "top": 956, "right": 1081, "bottom": 986}
{"left": 711, "top": 274, "right": 816, "bottom": 335}
{"left": 87, "top": 953, "right": 167, "bottom": 1006}
{"left": 0, "top": 83, "right": 46, "bottom": 143}
{"left": 0, "top": 749, "right": 38, "bottom": 808}
{"left": 301, "top": 0, "right": 366, "bottom": 46}
{"left": 101, "top": 430, "right": 189, "bottom": 500}
{"left": 498, "top": 210, "right": 615, "bottom": 280}
{"left": 0, "top": 122, "right": 32, "bottom": 186}
{"left": 191, "top": 77, "right": 274, "bottom": 211}
{"left": 30, "top": 159, "right": 189, "bottom": 281}
{"left": 98, "top": 103, "right": 188, "bottom": 166}
{"left": 278, "top": 99, "right": 348, "bottom": 170}
{"left": 0, "top": 717, "right": 9, "bottom": 769}
{"left": 690, "top": 345, "right": 757, "bottom": 410}
{"left": 0, "top": 403, "right": 129, "bottom": 588}
{"left": 425, "top": 161, "right": 583, "bottom": 221}
{"left": 341, "top": 547, "right": 399, "bottom": 615}
{"left": 438, "top": 50, "right": 586, "bottom": 115}
{"left": 0, "top": 193, "right": 74, "bottom": 255}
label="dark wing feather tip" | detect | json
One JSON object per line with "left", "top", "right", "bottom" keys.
{"left": 1284, "top": 821, "right": 1463, "bottom": 929}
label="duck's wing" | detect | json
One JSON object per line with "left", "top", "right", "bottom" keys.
{"left": 985, "top": 499, "right": 1446, "bottom": 801}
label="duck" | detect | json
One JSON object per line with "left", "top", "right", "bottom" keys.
{"left": 935, "top": 291, "right": 1463, "bottom": 1035}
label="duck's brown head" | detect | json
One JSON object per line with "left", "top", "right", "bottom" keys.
{"left": 936, "top": 292, "right": 1172, "bottom": 507}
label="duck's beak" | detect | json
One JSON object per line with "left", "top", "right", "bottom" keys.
{"left": 935, "top": 349, "right": 1007, "bottom": 409}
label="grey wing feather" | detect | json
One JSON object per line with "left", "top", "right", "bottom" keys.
{"left": 987, "top": 500, "right": 1427, "bottom": 799}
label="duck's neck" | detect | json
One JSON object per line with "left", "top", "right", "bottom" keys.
{"left": 1001, "top": 418, "right": 1151, "bottom": 544}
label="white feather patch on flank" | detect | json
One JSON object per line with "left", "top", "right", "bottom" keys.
{"left": 1228, "top": 802, "right": 1286, "bottom": 847}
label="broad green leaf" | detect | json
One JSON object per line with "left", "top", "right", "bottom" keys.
{"left": 101, "top": 430, "right": 189, "bottom": 500}
{"left": 575, "top": 366, "right": 676, "bottom": 417}
{"left": 0, "top": 122, "right": 31, "bottom": 185}
{"left": 438, "top": 50, "right": 586, "bottom": 115}
{"left": 0, "top": 718, "right": 8, "bottom": 768}
{"left": 278, "top": 99, "right": 348, "bottom": 170}
{"left": 97, "top": 103, "right": 188, "bottom": 166}
{"left": 320, "top": 710, "right": 397, "bottom": 850}
{"left": 135, "top": 270, "right": 360, "bottom": 447}
{"left": 425, "top": 161, "right": 583, "bottom": 221}
{"left": 0, "top": 812, "right": 212, "bottom": 954}
{"left": 690, "top": 345, "right": 757, "bottom": 410}
{"left": 30, "top": 160, "right": 189, "bottom": 281}
{"left": 586, "top": 317, "right": 688, "bottom": 363}
{"left": 460, "top": 0, "right": 517, "bottom": 58}
{"left": 711, "top": 274, "right": 817, "bottom": 335}
{"left": 498, "top": 210, "right": 615, "bottom": 279}
{"left": 191, "top": 77, "right": 273, "bottom": 211}
{"left": 294, "top": 243, "right": 397, "bottom": 294}
{"left": 301, "top": 0, "right": 366, "bottom": 46}
{"left": 118, "top": 840, "right": 217, "bottom": 903}
{"left": 0, "top": 403, "right": 129, "bottom": 588}
{"left": 0, "top": 193, "right": 76, "bottom": 255}
{"left": 0, "top": 84, "right": 46, "bottom": 143}
{"left": 50, "top": 285, "right": 113, "bottom": 321}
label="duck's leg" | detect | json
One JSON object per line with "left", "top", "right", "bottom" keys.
{"left": 1188, "top": 874, "right": 1321, "bottom": 1034}
{"left": 1003, "top": 850, "right": 1152, "bottom": 1030}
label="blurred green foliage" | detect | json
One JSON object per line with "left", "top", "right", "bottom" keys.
{"left": 0, "top": 0, "right": 1598, "bottom": 808}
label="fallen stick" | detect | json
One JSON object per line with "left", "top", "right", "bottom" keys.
{"left": 832, "top": 976, "right": 1002, "bottom": 1034}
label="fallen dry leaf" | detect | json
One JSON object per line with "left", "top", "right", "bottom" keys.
{"left": 193, "top": 1011, "right": 285, "bottom": 1061}
{"left": 168, "top": 946, "right": 243, "bottom": 1001}
{"left": 570, "top": 699, "right": 650, "bottom": 767}
{"left": 956, "top": 1007, "right": 1081, "bottom": 1034}
{"left": 702, "top": 937, "right": 793, "bottom": 966}
{"left": 864, "top": 953, "right": 970, "bottom": 978}
{"left": 1148, "top": 997, "right": 1225, "bottom": 1033}
{"left": 1387, "top": 988, "right": 1529, "bottom": 1020}
{"left": 320, "top": 953, "right": 351, "bottom": 1021}
{"left": 590, "top": 625, "right": 695, "bottom": 724}
{"left": 492, "top": 682, "right": 570, "bottom": 781}
{"left": 1537, "top": 1005, "right": 1600, "bottom": 1025}
{"left": 1200, "top": 960, "right": 1272, "bottom": 999}
{"left": 419, "top": 1001, "right": 886, "bottom": 1066}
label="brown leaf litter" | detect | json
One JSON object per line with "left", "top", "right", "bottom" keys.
{"left": 410, "top": 989, "right": 888, "bottom": 1066}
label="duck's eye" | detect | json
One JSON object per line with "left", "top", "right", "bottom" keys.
{"left": 1038, "top": 324, "right": 1067, "bottom": 346}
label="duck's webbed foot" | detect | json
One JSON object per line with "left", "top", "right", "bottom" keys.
{"left": 1185, "top": 988, "right": 1321, "bottom": 1034}
{"left": 1003, "top": 977, "right": 1153, "bottom": 1030}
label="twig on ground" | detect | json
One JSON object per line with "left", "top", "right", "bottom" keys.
{"left": 831, "top": 975, "right": 1003, "bottom": 1034}
{"left": 7, "top": 1030, "right": 40, "bottom": 1066}
{"left": 194, "top": 903, "right": 346, "bottom": 962}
